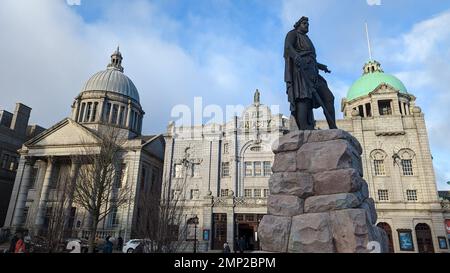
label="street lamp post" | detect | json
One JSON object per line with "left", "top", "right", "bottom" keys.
{"left": 193, "top": 216, "right": 199, "bottom": 253}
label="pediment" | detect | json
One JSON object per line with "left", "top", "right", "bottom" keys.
{"left": 370, "top": 83, "right": 399, "bottom": 95}
{"left": 26, "top": 119, "right": 99, "bottom": 147}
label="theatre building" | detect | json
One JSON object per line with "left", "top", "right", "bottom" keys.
{"left": 163, "top": 60, "right": 450, "bottom": 253}
{"left": 162, "top": 90, "right": 289, "bottom": 252}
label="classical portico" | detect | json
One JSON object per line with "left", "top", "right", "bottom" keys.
{"left": 3, "top": 48, "right": 165, "bottom": 242}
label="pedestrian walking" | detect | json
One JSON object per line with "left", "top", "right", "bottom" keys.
{"left": 238, "top": 237, "right": 246, "bottom": 253}
{"left": 8, "top": 233, "right": 18, "bottom": 253}
{"left": 117, "top": 236, "right": 124, "bottom": 251}
{"left": 15, "top": 233, "right": 26, "bottom": 253}
{"left": 103, "top": 236, "right": 113, "bottom": 253}
{"left": 223, "top": 242, "right": 231, "bottom": 253}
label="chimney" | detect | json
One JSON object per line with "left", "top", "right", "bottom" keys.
{"left": 10, "top": 103, "right": 31, "bottom": 137}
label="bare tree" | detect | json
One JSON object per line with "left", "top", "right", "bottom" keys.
{"left": 72, "top": 126, "right": 131, "bottom": 253}
{"left": 135, "top": 157, "right": 194, "bottom": 253}
{"left": 42, "top": 171, "right": 73, "bottom": 252}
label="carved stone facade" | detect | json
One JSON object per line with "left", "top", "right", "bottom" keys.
{"left": 164, "top": 61, "right": 449, "bottom": 253}
{"left": 162, "top": 91, "right": 289, "bottom": 252}
{"left": 3, "top": 49, "right": 165, "bottom": 242}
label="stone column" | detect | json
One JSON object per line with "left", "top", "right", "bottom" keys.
{"left": 401, "top": 102, "right": 406, "bottom": 116}
{"left": 11, "top": 157, "right": 34, "bottom": 227}
{"left": 126, "top": 100, "right": 132, "bottom": 128}
{"left": 64, "top": 158, "right": 81, "bottom": 230}
{"left": 226, "top": 198, "right": 235, "bottom": 251}
{"left": 35, "top": 157, "right": 55, "bottom": 227}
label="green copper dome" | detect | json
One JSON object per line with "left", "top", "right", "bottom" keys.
{"left": 347, "top": 61, "right": 408, "bottom": 101}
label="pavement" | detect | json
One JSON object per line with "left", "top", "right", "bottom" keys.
{"left": 0, "top": 242, "right": 10, "bottom": 253}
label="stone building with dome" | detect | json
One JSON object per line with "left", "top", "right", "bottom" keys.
{"left": 315, "top": 60, "right": 450, "bottom": 253}
{"left": 164, "top": 60, "right": 449, "bottom": 253}
{"left": 3, "top": 48, "right": 165, "bottom": 241}
{"left": 162, "top": 90, "right": 289, "bottom": 252}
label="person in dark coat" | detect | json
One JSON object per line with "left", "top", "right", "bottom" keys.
{"left": 284, "top": 16, "right": 337, "bottom": 130}
{"left": 223, "top": 242, "right": 231, "bottom": 253}
{"left": 238, "top": 237, "right": 246, "bottom": 253}
{"left": 103, "top": 236, "right": 113, "bottom": 253}
{"left": 8, "top": 233, "right": 18, "bottom": 253}
{"left": 117, "top": 236, "right": 124, "bottom": 251}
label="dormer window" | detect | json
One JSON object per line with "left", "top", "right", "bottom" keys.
{"left": 378, "top": 100, "right": 392, "bottom": 116}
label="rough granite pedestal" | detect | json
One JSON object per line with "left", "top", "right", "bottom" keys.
{"left": 258, "top": 129, "right": 389, "bottom": 253}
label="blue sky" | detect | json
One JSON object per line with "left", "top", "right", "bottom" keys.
{"left": 0, "top": 0, "right": 449, "bottom": 190}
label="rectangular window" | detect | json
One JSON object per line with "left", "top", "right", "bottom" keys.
{"left": 190, "top": 189, "right": 199, "bottom": 200}
{"left": 78, "top": 103, "right": 86, "bottom": 122}
{"left": 171, "top": 190, "right": 181, "bottom": 200}
{"left": 378, "top": 100, "right": 393, "bottom": 116}
{"left": 374, "top": 160, "right": 386, "bottom": 176}
{"left": 223, "top": 143, "right": 229, "bottom": 154}
{"left": 222, "top": 162, "right": 230, "bottom": 177}
{"left": 406, "top": 190, "right": 418, "bottom": 201}
{"left": 263, "top": 161, "right": 272, "bottom": 176}
{"left": 22, "top": 207, "right": 29, "bottom": 225}
{"left": 254, "top": 189, "right": 261, "bottom": 198}
{"left": 254, "top": 162, "right": 262, "bottom": 176}
{"left": 118, "top": 106, "right": 125, "bottom": 126}
{"left": 244, "top": 189, "right": 252, "bottom": 198}
{"left": 85, "top": 102, "right": 92, "bottom": 122}
{"left": 111, "top": 104, "right": 119, "bottom": 124}
{"left": 192, "top": 163, "right": 201, "bottom": 178}
{"left": 220, "top": 189, "right": 229, "bottom": 197}
{"left": 244, "top": 162, "right": 253, "bottom": 177}
{"left": 366, "top": 103, "right": 372, "bottom": 117}
{"left": 401, "top": 159, "right": 414, "bottom": 176}
{"left": 358, "top": 105, "right": 364, "bottom": 117}
{"left": 1, "top": 154, "right": 9, "bottom": 169}
{"left": 110, "top": 207, "right": 119, "bottom": 227}
{"left": 378, "top": 190, "right": 389, "bottom": 201}
{"left": 92, "top": 102, "right": 98, "bottom": 122}
{"left": 264, "top": 189, "right": 270, "bottom": 197}
{"left": 104, "top": 103, "right": 112, "bottom": 122}
{"left": 29, "top": 166, "right": 39, "bottom": 189}
{"left": 174, "top": 164, "right": 183, "bottom": 178}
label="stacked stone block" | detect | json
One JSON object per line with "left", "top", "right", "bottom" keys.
{"left": 258, "top": 129, "right": 389, "bottom": 253}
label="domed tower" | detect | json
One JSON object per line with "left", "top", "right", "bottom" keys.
{"left": 342, "top": 60, "right": 416, "bottom": 119}
{"left": 70, "top": 47, "right": 144, "bottom": 137}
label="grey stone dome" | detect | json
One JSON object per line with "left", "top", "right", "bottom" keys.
{"left": 81, "top": 68, "right": 140, "bottom": 102}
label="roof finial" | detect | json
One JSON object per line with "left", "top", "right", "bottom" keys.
{"left": 365, "top": 22, "right": 373, "bottom": 61}
{"left": 107, "top": 46, "right": 124, "bottom": 72}
{"left": 254, "top": 89, "right": 261, "bottom": 105}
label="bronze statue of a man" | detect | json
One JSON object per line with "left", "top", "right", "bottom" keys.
{"left": 284, "top": 16, "right": 337, "bottom": 130}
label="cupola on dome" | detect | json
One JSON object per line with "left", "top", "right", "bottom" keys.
{"left": 81, "top": 47, "right": 140, "bottom": 102}
{"left": 347, "top": 60, "right": 408, "bottom": 101}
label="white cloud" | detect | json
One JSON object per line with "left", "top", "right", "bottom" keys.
{"left": 0, "top": 0, "right": 284, "bottom": 136}
{"left": 377, "top": 10, "right": 450, "bottom": 190}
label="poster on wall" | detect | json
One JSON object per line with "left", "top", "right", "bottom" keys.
{"left": 445, "top": 219, "right": 450, "bottom": 234}
{"left": 397, "top": 229, "right": 414, "bottom": 251}
{"left": 438, "top": 237, "right": 448, "bottom": 249}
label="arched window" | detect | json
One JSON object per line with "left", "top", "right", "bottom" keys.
{"left": 370, "top": 150, "right": 387, "bottom": 176}
{"left": 398, "top": 149, "right": 415, "bottom": 176}
{"left": 415, "top": 223, "right": 434, "bottom": 253}
{"left": 376, "top": 222, "right": 394, "bottom": 253}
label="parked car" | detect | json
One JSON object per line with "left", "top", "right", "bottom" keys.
{"left": 122, "top": 239, "right": 153, "bottom": 253}
{"left": 64, "top": 238, "right": 89, "bottom": 253}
